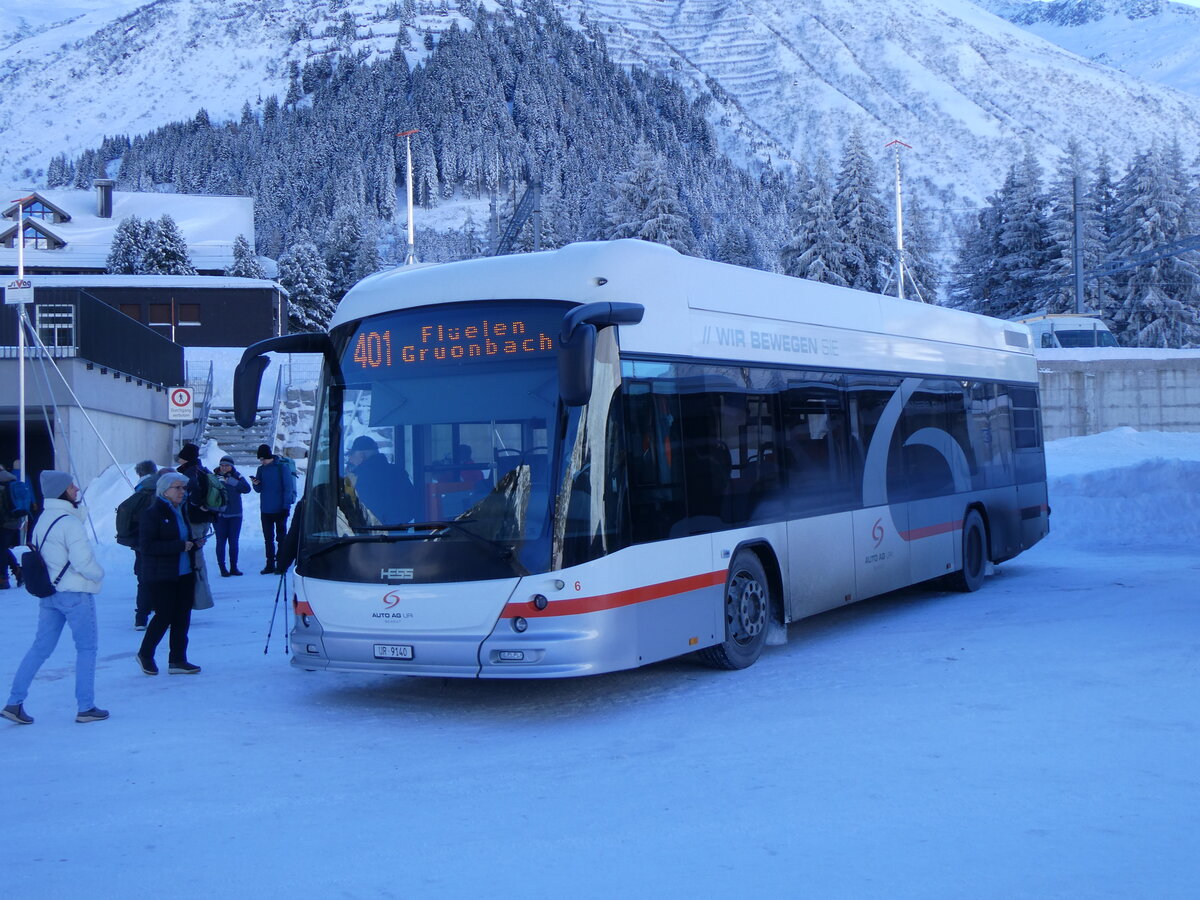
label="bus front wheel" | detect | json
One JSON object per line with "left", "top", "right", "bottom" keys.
{"left": 700, "top": 551, "right": 771, "bottom": 670}
{"left": 948, "top": 509, "right": 988, "bottom": 593}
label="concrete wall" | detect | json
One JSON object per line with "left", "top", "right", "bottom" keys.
{"left": 1037, "top": 353, "right": 1200, "bottom": 440}
{"left": 0, "top": 357, "right": 176, "bottom": 485}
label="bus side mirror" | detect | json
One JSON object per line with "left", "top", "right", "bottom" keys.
{"left": 233, "top": 355, "right": 270, "bottom": 428}
{"left": 233, "top": 333, "right": 337, "bottom": 428}
{"left": 558, "top": 324, "right": 596, "bottom": 407}
{"left": 558, "top": 302, "right": 644, "bottom": 407}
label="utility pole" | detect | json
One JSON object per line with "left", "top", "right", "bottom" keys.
{"left": 885, "top": 139, "right": 912, "bottom": 301}
{"left": 11, "top": 196, "right": 32, "bottom": 510}
{"left": 397, "top": 129, "right": 419, "bottom": 265}
{"left": 1072, "top": 174, "right": 1085, "bottom": 314}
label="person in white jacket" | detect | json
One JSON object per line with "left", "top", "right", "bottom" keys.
{"left": 2, "top": 470, "right": 108, "bottom": 725}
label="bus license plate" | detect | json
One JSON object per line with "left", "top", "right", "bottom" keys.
{"left": 374, "top": 644, "right": 414, "bottom": 660}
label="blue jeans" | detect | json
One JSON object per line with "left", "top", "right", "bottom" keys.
{"left": 7, "top": 590, "right": 98, "bottom": 713}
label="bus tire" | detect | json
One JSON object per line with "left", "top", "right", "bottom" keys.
{"left": 948, "top": 509, "right": 988, "bottom": 593}
{"left": 699, "top": 550, "right": 772, "bottom": 670}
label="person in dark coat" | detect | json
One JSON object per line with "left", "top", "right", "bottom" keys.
{"left": 214, "top": 455, "right": 251, "bottom": 577}
{"left": 129, "top": 459, "right": 160, "bottom": 629}
{"left": 174, "top": 442, "right": 214, "bottom": 587}
{"left": 0, "top": 462, "right": 24, "bottom": 589}
{"left": 251, "top": 444, "right": 291, "bottom": 574}
{"left": 136, "top": 472, "right": 203, "bottom": 676}
{"left": 345, "top": 435, "right": 416, "bottom": 527}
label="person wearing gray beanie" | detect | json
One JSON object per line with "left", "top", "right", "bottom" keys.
{"left": 3, "top": 470, "right": 108, "bottom": 725}
{"left": 136, "top": 470, "right": 204, "bottom": 676}
{"left": 39, "top": 470, "right": 75, "bottom": 504}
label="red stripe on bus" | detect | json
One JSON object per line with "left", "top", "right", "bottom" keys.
{"left": 502, "top": 570, "right": 726, "bottom": 619}
{"left": 900, "top": 519, "right": 962, "bottom": 541}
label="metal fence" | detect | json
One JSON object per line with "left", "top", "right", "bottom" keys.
{"left": 0, "top": 288, "right": 183, "bottom": 385}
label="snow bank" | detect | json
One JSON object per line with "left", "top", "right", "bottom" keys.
{"left": 1044, "top": 427, "right": 1200, "bottom": 551}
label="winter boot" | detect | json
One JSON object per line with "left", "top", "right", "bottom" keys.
{"left": 2, "top": 704, "right": 33, "bottom": 725}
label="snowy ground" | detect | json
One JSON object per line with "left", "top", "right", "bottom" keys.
{"left": 2, "top": 428, "right": 1199, "bottom": 898}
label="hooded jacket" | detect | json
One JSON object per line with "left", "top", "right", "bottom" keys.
{"left": 30, "top": 498, "right": 105, "bottom": 594}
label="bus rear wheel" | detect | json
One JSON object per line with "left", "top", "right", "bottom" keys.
{"left": 948, "top": 509, "right": 988, "bottom": 593}
{"left": 700, "top": 551, "right": 771, "bottom": 670}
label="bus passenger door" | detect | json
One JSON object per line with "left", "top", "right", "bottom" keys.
{"left": 781, "top": 377, "right": 857, "bottom": 616}
{"left": 786, "top": 514, "right": 855, "bottom": 617}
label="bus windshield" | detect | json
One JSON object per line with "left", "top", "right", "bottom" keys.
{"left": 1054, "top": 328, "right": 1118, "bottom": 348}
{"left": 300, "top": 300, "right": 570, "bottom": 583}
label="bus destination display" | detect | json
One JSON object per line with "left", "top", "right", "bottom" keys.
{"left": 349, "top": 306, "right": 560, "bottom": 370}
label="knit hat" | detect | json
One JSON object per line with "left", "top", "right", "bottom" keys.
{"left": 157, "top": 471, "right": 188, "bottom": 497}
{"left": 219, "top": 455, "right": 235, "bottom": 466}
{"left": 177, "top": 443, "right": 200, "bottom": 464}
{"left": 349, "top": 435, "right": 378, "bottom": 453}
{"left": 40, "top": 470, "right": 74, "bottom": 500}
{"left": 256, "top": 444, "right": 273, "bottom": 459}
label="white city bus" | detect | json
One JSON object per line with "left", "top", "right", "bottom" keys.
{"left": 235, "top": 239, "right": 1048, "bottom": 678}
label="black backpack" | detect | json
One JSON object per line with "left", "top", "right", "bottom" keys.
{"left": 23, "top": 515, "right": 71, "bottom": 598}
{"left": 116, "top": 489, "right": 155, "bottom": 547}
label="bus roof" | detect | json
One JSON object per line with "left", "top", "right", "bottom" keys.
{"left": 334, "top": 240, "right": 1037, "bottom": 383}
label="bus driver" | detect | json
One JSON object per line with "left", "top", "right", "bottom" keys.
{"left": 345, "top": 435, "right": 417, "bottom": 527}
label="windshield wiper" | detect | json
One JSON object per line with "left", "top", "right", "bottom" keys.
{"left": 301, "top": 534, "right": 398, "bottom": 562}
{"left": 402, "top": 519, "right": 519, "bottom": 561}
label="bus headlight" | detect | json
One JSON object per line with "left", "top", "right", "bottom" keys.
{"left": 512, "top": 616, "right": 528, "bottom": 633}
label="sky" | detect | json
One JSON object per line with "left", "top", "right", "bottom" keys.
{"left": 2, "top": 417, "right": 1198, "bottom": 897}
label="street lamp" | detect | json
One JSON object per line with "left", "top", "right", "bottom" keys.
{"left": 885, "top": 140, "right": 912, "bottom": 301}
{"left": 397, "top": 129, "right": 420, "bottom": 265}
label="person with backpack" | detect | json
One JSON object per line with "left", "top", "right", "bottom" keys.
{"left": 251, "top": 444, "right": 295, "bottom": 575}
{"left": 135, "top": 472, "right": 203, "bottom": 676}
{"left": 0, "top": 463, "right": 25, "bottom": 589}
{"left": 174, "top": 443, "right": 217, "bottom": 588}
{"left": 116, "top": 460, "right": 160, "bottom": 629}
{"left": 214, "top": 455, "right": 251, "bottom": 577}
{"left": 2, "top": 470, "right": 108, "bottom": 725}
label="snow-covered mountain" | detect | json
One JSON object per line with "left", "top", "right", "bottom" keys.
{"left": 979, "top": 0, "right": 1200, "bottom": 97}
{"left": 2, "top": 0, "right": 1200, "bottom": 204}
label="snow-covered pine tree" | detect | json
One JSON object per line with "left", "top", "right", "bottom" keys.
{"left": 898, "top": 192, "right": 939, "bottom": 303}
{"left": 279, "top": 233, "right": 335, "bottom": 332}
{"left": 106, "top": 215, "right": 152, "bottom": 274}
{"left": 603, "top": 144, "right": 697, "bottom": 254}
{"left": 226, "top": 234, "right": 266, "bottom": 279}
{"left": 142, "top": 214, "right": 197, "bottom": 276}
{"left": 833, "top": 128, "right": 893, "bottom": 293}
{"left": 46, "top": 153, "right": 74, "bottom": 188}
{"left": 996, "top": 148, "right": 1052, "bottom": 318}
{"left": 780, "top": 158, "right": 848, "bottom": 286}
{"left": 1108, "top": 143, "right": 1200, "bottom": 347}
{"left": 1041, "top": 140, "right": 1107, "bottom": 315}
{"left": 325, "top": 205, "right": 368, "bottom": 300}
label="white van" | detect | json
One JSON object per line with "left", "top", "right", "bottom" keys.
{"left": 1011, "top": 313, "right": 1118, "bottom": 349}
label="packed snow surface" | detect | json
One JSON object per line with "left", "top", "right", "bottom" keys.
{"left": 1, "top": 427, "right": 1198, "bottom": 897}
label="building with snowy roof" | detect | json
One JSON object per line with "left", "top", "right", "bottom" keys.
{"left": 0, "top": 182, "right": 255, "bottom": 275}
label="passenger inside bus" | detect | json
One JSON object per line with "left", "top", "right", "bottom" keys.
{"left": 345, "top": 435, "right": 417, "bottom": 526}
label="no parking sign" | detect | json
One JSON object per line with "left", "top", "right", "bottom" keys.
{"left": 168, "top": 386, "right": 194, "bottom": 421}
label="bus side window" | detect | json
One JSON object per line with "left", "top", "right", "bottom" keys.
{"left": 783, "top": 374, "right": 852, "bottom": 515}
{"left": 1009, "top": 385, "right": 1046, "bottom": 484}
{"left": 623, "top": 383, "right": 686, "bottom": 544}
{"left": 846, "top": 375, "right": 900, "bottom": 509}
